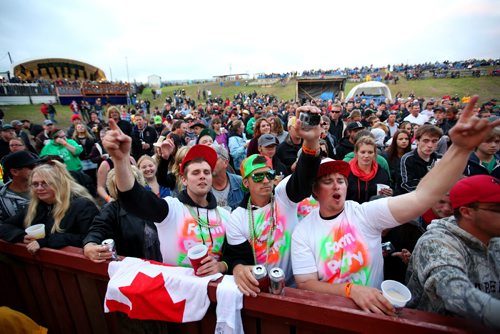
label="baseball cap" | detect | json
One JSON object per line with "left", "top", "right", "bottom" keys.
{"left": 211, "top": 143, "right": 229, "bottom": 160}
{"left": 190, "top": 121, "right": 206, "bottom": 129}
{"left": 197, "top": 128, "right": 216, "bottom": 144}
{"left": 258, "top": 134, "right": 279, "bottom": 147}
{"left": 179, "top": 144, "right": 217, "bottom": 175}
{"left": 346, "top": 122, "right": 365, "bottom": 131}
{"left": 71, "top": 114, "right": 82, "bottom": 122}
{"left": 154, "top": 115, "right": 163, "bottom": 125}
{"left": 240, "top": 154, "right": 272, "bottom": 191}
{"left": 10, "top": 120, "right": 22, "bottom": 127}
{"left": 1, "top": 124, "right": 14, "bottom": 131}
{"left": 43, "top": 120, "right": 54, "bottom": 126}
{"left": 449, "top": 175, "right": 500, "bottom": 209}
{"left": 316, "top": 158, "right": 351, "bottom": 179}
{"left": 2, "top": 151, "right": 40, "bottom": 175}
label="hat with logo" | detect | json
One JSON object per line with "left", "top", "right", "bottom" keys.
{"left": 449, "top": 175, "right": 500, "bottom": 209}
{"left": 240, "top": 154, "right": 272, "bottom": 191}
{"left": 315, "top": 158, "right": 351, "bottom": 179}
{"left": 346, "top": 121, "right": 365, "bottom": 131}
{"left": 179, "top": 144, "right": 217, "bottom": 175}
{"left": 154, "top": 115, "right": 163, "bottom": 125}
{"left": 258, "top": 134, "right": 279, "bottom": 147}
{"left": 2, "top": 151, "right": 40, "bottom": 177}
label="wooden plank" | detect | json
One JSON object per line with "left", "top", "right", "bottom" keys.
{"left": 11, "top": 263, "right": 40, "bottom": 323}
{"left": 42, "top": 267, "right": 74, "bottom": 333}
{"left": 260, "top": 317, "right": 291, "bottom": 334}
{"left": 0, "top": 258, "right": 24, "bottom": 312}
{"left": 24, "top": 263, "right": 60, "bottom": 332}
{"left": 78, "top": 275, "right": 109, "bottom": 333}
{"left": 58, "top": 271, "right": 93, "bottom": 334}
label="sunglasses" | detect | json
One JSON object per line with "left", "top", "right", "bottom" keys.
{"left": 251, "top": 170, "right": 276, "bottom": 183}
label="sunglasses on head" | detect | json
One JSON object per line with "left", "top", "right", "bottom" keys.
{"left": 251, "top": 170, "right": 276, "bottom": 183}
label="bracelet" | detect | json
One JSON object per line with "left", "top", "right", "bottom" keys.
{"left": 344, "top": 282, "right": 353, "bottom": 298}
{"left": 221, "top": 261, "right": 229, "bottom": 273}
{"left": 302, "top": 144, "right": 318, "bottom": 156}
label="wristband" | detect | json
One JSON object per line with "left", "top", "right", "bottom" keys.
{"left": 221, "top": 261, "right": 228, "bottom": 273}
{"left": 344, "top": 282, "right": 353, "bottom": 298}
{"left": 302, "top": 144, "right": 318, "bottom": 156}
{"left": 105, "top": 195, "right": 111, "bottom": 203}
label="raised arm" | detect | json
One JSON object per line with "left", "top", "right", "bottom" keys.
{"left": 388, "top": 96, "right": 500, "bottom": 223}
{"left": 102, "top": 119, "right": 135, "bottom": 192}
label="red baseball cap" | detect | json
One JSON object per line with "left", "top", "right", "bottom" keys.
{"left": 180, "top": 144, "right": 217, "bottom": 175}
{"left": 316, "top": 158, "right": 351, "bottom": 179}
{"left": 449, "top": 175, "right": 500, "bottom": 209}
{"left": 71, "top": 114, "right": 82, "bottom": 121}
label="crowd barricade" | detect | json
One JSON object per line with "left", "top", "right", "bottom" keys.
{"left": 0, "top": 240, "right": 493, "bottom": 334}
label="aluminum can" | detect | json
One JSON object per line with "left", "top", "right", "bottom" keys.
{"left": 252, "top": 265, "right": 269, "bottom": 293}
{"left": 269, "top": 267, "right": 285, "bottom": 295}
{"left": 102, "top": 239, "right": 118, "bottom": 260}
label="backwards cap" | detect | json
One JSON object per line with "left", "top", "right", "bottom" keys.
{"left": 180, "top": 144, "right": 217, "bottom": 175}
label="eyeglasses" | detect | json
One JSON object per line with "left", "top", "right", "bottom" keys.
{"left": 251, "top": 170, "right": 276, "bottom": 183}
{"left": 30, "top": 181, "right": 51, "bottom": 189}
{"left": 332, "top": 110, "right": 341, "bottom": 113}
{"left": 9, "top": 144, "right": 25, "bottom": 147}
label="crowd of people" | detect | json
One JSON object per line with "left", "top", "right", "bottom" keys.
{"left": 0, "top": 89, "right": 499, "bottom": 329}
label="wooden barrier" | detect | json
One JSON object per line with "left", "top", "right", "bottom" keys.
{"left": 0, "top": 240, "right": 492, "bottom": 334}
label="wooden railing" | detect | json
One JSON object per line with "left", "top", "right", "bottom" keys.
{"left": 0, "top": 240, "right": 492, "bottom": 334}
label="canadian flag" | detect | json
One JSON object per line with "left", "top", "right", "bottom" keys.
{"left": 104, "top": 257, "right": 222, "bottom": 322}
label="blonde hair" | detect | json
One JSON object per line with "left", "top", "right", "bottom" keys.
{"left": 24, "top": 160, "right": 94, "bottom": 233}
{"left": 107, "top": 106, "right": 120, "bottom": 119}
{"left": 354, "top": 136, "right": 377, "bottom": 155}
{"left": 106, "top": 165, "right": 145, "bottom": 200}
{"left": 171, "top": 146, "right": 190, "bottom": 191}
{"left": 137, "top": 155, "right": 158, "bottom": 170}
{"left": 72, "top": 123, "right": 92, "bottom": 140}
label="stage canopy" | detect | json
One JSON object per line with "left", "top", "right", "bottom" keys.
{"left": 11, "top": 58, "right": 106, "bottom": 81}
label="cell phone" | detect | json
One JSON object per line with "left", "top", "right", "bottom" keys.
{"left": 299, "top": 112, "right": 321, "bottom": 129}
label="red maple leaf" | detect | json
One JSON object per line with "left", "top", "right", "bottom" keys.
{"left": 106, "top": 272, "right": 187, "bottom": 322}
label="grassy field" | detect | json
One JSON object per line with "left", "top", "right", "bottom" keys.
{"left": 2, "top": 76, "right": 499, "bottom": 129}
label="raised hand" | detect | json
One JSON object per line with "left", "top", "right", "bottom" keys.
{"left": 102, "top": 119, "right": 132, "bottom": 161}
{"left": 449, "top": 95, "right": 500, "bottom": 150}
{"left": 294, "top": 105, "right": 323, "bottom": 144}
{"left": 160, "top": 138, "right": 176, "bottom": 160}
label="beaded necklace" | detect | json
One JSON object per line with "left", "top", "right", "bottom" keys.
{"left": 186, "top": 205, "right": 221, "bottom": 245}
{"left": 247, "top": 195, "right": 276, "bottom": 265}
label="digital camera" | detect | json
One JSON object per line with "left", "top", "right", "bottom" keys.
{"left": 298, "top": 112, "right": 321, "bottom": 129}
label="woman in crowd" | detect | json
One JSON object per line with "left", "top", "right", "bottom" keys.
{"left": 169, "top": 145, "right": 190, "bottom": 198}
{"left": 0, "top": 160, "right": 99, "bottom": 254}
{"left": 228, "top": 120, "right": 247, "bottom": 171}
{"left": 268, "top": 115, "right": 288, "bottom": 143}
{"left": 8, "top": 138, "right": 27, "bottom": 153}
{"left": 383, "top": 130, "right": 411, "bottom": 189}
{"left": 346, "top": 136, "right": 392, "bottom": 204}
{"left": 210, "top": 118, "right": 228, "bottom": 149}
{"left": 246, "top": 118, "right": 271, "bottom": 156}
{"left": 137, "top": 155, "right": 170, "bottom": 198}
{"left": 73, "top": 123, "right": 97, "bottom": 182}
{"left": 83, "top": 167, "right": 162, "bottom": 262}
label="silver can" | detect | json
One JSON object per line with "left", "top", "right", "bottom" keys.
{"left": 269, "top": 267, "right": 285, "bottom": 295}
{"left": 252, "top": 265, "right": 269, "bottom": 293}
{"left": 102, "top": 239, "right": 118, "bottom": 260}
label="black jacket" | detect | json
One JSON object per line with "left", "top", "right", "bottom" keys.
{"left": 346, "top": 166, "right": 390, "bottom": 204}
{"left": 83, "top": 201, "right": 162, "bottom": 261}
{"left": 464, "top": 152, "right": 500, "bottom": 178}
{"left": 276, "top": 135, "right": 302, "bottom": 175}
{"left": 397, "top": 149, "right": 441, "bottom": 194}
{"left": 334, "top": 137, "right": 354, "bottom": 160}
{"left": 0, "top": 197, "right": 98, "bottom": 248}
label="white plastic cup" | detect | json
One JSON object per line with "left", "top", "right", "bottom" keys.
{"left": 25, "top": 224, "right": 46, "bottom": 239}
{"left": 187, "top": 244, "right": 209, "bottom": 276}
{"left": 377, "top": 184, "right": 390, "bottom": 195}
{"left": 381, "top": 280, "right": 412, "bottom": 308}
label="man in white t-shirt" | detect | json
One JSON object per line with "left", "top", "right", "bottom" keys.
{"left": 223, "top": 106, "right": 322, "bottom": 297}
{"left": 292, "top": 96, "right": 500, "bottom": 315}
{"left": 403, "top": 103, "right": 428, "bottom": 125}
{"left": 103, "top": 120, "right": 230, "bottom": 276}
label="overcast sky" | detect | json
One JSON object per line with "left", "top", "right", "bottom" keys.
{"left": 1, "top": 0, "right": 499, "bottom": 82}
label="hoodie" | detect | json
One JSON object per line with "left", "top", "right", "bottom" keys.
{"left": 406, "top": 217, "right": 500, "bottom": 330}
{"left": 334, "top": 137, "right": 354, "bottom": 160}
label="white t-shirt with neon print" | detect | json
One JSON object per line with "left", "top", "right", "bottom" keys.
{"left": 155, "top": 197, "right": 230, "bottom": 267}
{"left": 226, "top": 175, "right": 299, "bottom": 285}
{"left": 292, "top": 198, "right": 398, "bottom": 289}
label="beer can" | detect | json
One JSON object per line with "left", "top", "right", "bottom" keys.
{"left": 269, "top": 267, "right": 285, "bottom": 295}
{"left": 102, "top": 239, "right": 118, "bottom": 260}
{"left": 252, "top": 265, "right": 269, "bottom": 293}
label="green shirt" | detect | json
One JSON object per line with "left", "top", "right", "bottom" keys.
{"left": 40, "top": 139, "right": 83, "bottom": 171}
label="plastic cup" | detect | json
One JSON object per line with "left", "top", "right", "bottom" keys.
{"left": 381, "top": 280, "right": 412, "bottom": 308}
{"left": 25, "top": 224, "right": 46, "bottom": 239}
{"left": 187, "top": 244, "right": 208, "bottom": 276}
{"left": 377, "top": 184, "right": 390, "bottom": 195}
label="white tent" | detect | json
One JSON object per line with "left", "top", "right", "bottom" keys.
{"left": 345, "top": 81, "right": 392, "bottom": 103}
